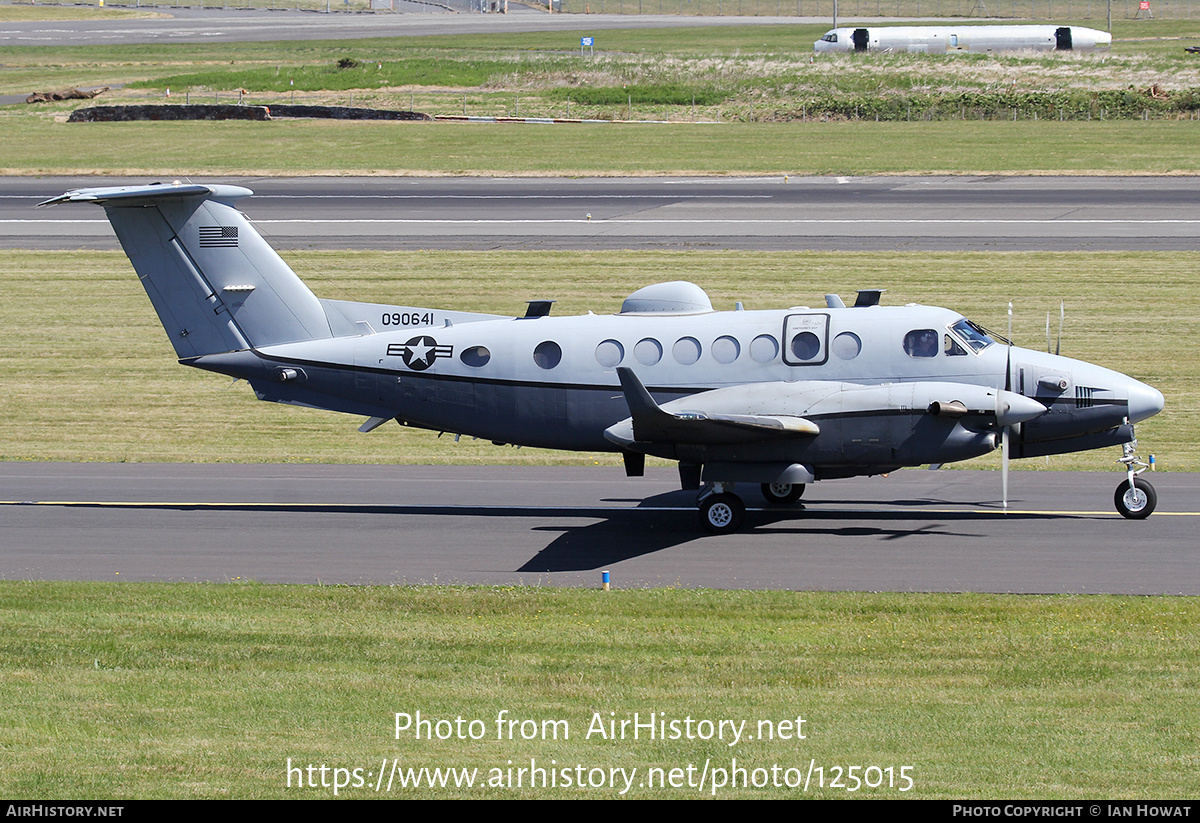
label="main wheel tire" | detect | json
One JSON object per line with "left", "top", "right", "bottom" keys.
{"left": 761, "top": 482, "right": 805, "bottom": 504}
{"left": 700, "top": 493, "right": 746, "bottom": 534}
{"left": 1114, "top": 477, "right": 1157, "bottom": 519}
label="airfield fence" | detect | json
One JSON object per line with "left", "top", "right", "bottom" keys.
{"left": 11, "top": 0, "right": 1200, "bottom": 18}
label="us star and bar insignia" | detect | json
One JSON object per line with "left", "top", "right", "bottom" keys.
{"left": 388, "top": 336, "right": 453, "bottom": 371}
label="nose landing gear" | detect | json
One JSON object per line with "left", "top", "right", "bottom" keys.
{"left": 1115, "top": 437, "right": 1156, "bottom": 519}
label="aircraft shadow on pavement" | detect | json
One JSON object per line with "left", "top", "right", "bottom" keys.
{"left": 515, "top": 490, "right": 1061, "bottom": 573}
{"left": 25, "top": 494, "right": 1068, "bottom": 576}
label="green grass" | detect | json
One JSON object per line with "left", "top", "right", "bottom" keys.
{"left": 1, "top": 249, "right": 1191, "bottom": 470}
{"left": 0, "top": 4, "right": 160, "bottom": 20}
{"left": 2, "top": 582, "right": 1198, "bottom": 798}
{"left": 129, "top": 56, "right": 545, "bottom": 94}
{"left": 4, "top": 21, "right": 1199, "bottom": 174}
{"left": 3, "top": 119, "right": 1200, "bottom": 176}
{"left": 5, "top": 21, "right": 1200, "bottom": 174}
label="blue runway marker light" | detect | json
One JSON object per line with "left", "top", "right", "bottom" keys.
{"left": 602, "top": 571, "right": 610, "bottom": 591}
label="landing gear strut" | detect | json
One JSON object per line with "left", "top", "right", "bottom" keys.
{"left": 1115, "top": 437, "right": 1156, "bottom": 519}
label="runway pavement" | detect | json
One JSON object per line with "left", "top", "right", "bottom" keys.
{"left": 3, "top": 463, "right": 1196, "bottom": 592}
{"left": 0, "top": 7, "right": 818, "bottom": 47}
{"left": 7, "top": 174, "right": 1200, "bottom": 251}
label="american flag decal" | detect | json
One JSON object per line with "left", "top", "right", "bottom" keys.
{"left": 200, "top": 226, "right": 239, "bottom": 248}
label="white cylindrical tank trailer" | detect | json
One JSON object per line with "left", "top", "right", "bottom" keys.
{"left": 813, "top": 25, "right": 1112, "bottom": 54}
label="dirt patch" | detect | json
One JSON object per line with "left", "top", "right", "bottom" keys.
{"left": 67, "top": 104, "right": 432, "bottom": 122}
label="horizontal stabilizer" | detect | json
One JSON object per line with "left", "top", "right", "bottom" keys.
{"left": 38, "top": 182, "right": 252, "bottom": 208}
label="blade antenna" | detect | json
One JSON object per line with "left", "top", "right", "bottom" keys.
{"left": 1056, "top": 300, "right": 1064, "bottom": 356}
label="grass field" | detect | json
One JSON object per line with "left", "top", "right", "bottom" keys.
{"left": 0, "top": 4, "right": 161, "bottom": 20}
{"left": 5, "top": 22, "right": 1200, "bottom": 168}
{"left": 4, "top": 119, "right": 1200, "bottom": 176}
{"left": 2, "top": 582, "right": 1198, "bottom": 798}
{"left": 4, "top": 21, "right": 1199, "bottom": 177}
{"left": 2, "top": 249, "right": 1191, "bottom": 470}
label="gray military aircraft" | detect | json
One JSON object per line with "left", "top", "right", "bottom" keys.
{"left": 40, "top": 181, "right": 1164, "bottom": 533}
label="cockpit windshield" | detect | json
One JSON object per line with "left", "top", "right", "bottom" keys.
{"left": 820, "top": 32, "right": 838, "bottom": 42}
{"left": 949, "top": 318, "right": 995, "bottom": 353}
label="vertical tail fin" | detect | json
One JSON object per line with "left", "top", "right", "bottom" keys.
{"left": 40, "top": 182, "right": 332, "bottom": 359}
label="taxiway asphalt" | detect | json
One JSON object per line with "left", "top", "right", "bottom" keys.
{"left": 6, "top": 174, "right": 1200, "bottom": 251}
{"left": 2, "top": 463, "right": 1196, "bottom": 592}
{"left": 0, "top": 8, "right": 823, "bottom": 47}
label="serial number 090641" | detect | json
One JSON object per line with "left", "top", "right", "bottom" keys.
{"left": 381, "top": 312, "right": 434, "bottom": 327}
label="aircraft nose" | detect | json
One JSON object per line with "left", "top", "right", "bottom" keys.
{"left": 1126, "top": 378, "right": 1165, "bottom": 423}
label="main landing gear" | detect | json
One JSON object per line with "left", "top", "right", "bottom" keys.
{"left": 1115, "top": 437, "right": 1156, "bottom": 519}
{"left": 761, "top": 482, "right": 805, "bottom": 505}
{"left": 698, "top": 482, "right": 807, "bottom": 534}
{"left": 699, "top": 491, "right": 745, "bottom": 534}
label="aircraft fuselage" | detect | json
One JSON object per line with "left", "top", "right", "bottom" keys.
{"left": 191, "top": 302, "right": 1159, "bottom": 478}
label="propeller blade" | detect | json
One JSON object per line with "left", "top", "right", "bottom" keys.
{"left": 1002, "top": 424, "right": 1010, "bottom": 513}
{"left": 1005, "top": 302, "right": 1013, "bottom": 393}
{"left": 1004, "top": 301, "right": 1013, "bottom": 512}
{"left": 994, "top": 387, "right": 1012, "bottom": 513}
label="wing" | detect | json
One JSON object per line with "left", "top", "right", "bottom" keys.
{"left": 603, "top": 368, "right": 1047, "bottom": 480}
{"left": 604, "top": 367, "right": 820, "bottom": 449}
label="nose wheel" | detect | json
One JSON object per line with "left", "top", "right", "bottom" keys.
{"left": 1115, "top": 477, "right": 1156, "bottom": 519}
{"left": 1115, "top": 436, "right": 1156, "bottom": 519}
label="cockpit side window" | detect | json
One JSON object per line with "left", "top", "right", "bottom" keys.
{"left": 903, "top": 329, "right": 938, "bottom": 358}
{"left": 944, "top": 334, "right": 967, "bottom": 356}
{"left": 949, "top": 319, "right": 995, "bottom": 353}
